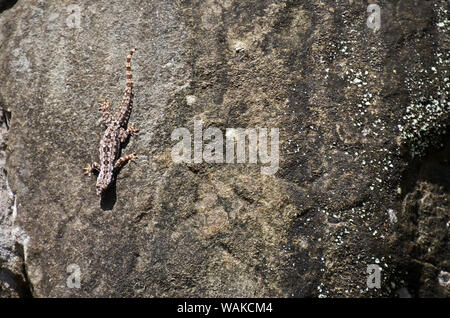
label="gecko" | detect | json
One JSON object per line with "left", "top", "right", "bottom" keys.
{"left": 83, "top": 48, "right": 139, "bottom": 196}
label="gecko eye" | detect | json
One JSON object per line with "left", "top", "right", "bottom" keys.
{"left": 96, "top": 186, "right": 106, "bottom": 196}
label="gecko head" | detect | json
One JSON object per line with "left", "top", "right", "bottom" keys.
{"left": 96, "top": 183, "right": 108, "bottom": 196}
{"left": 96, "top": 171, "right": 113, "bottom": 196}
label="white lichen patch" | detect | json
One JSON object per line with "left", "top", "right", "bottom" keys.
{"left": 397, "top": 4, "right": 450, "bottom": 157}
{"left": 185, "top": 95, "right": 197, "bottom": 105}
{"left": 387, "top": 209, "right": 397, "bottom": 224}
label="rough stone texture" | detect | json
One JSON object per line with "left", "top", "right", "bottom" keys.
{"left": 0, "top": 108, "right": 31, "bottom": 297}
{"left": 0, "top": 0, "right": 448, "bottom": 297}
{"left": 396, "top": 143, "right": 450, "bottom": 297}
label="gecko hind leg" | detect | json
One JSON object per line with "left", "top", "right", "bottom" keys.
{"left": 113, "top": 153, "right": 137, "bottom": 172}
{"left": 83, "top": 162, "right": 100, "bottom": 176}
{"left": 119, "top": 125, "right": 139, "bottom": 143}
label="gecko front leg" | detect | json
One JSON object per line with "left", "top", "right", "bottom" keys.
{"left": 113, "top": 153, "right": 137, "bottom": 172}
{"left": 118, "top": 124, "right": 139, "bottom": 143}
{"left": 83, "top": 162, "right": 100, "bottom": 176}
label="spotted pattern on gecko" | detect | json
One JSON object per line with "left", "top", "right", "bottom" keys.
{"left": 83, "top": 48, "right": 139, "bottom": 196}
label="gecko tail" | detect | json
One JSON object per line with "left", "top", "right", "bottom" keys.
{"left": 125, "top": 48, "right": 136, "bottom": 91}
{"left": 116, "top": 48, "right": 137, "bottom": 124}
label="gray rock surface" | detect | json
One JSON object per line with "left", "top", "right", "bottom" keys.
{"left": 0, "top": 0, "right": 448, "bottom": 297}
